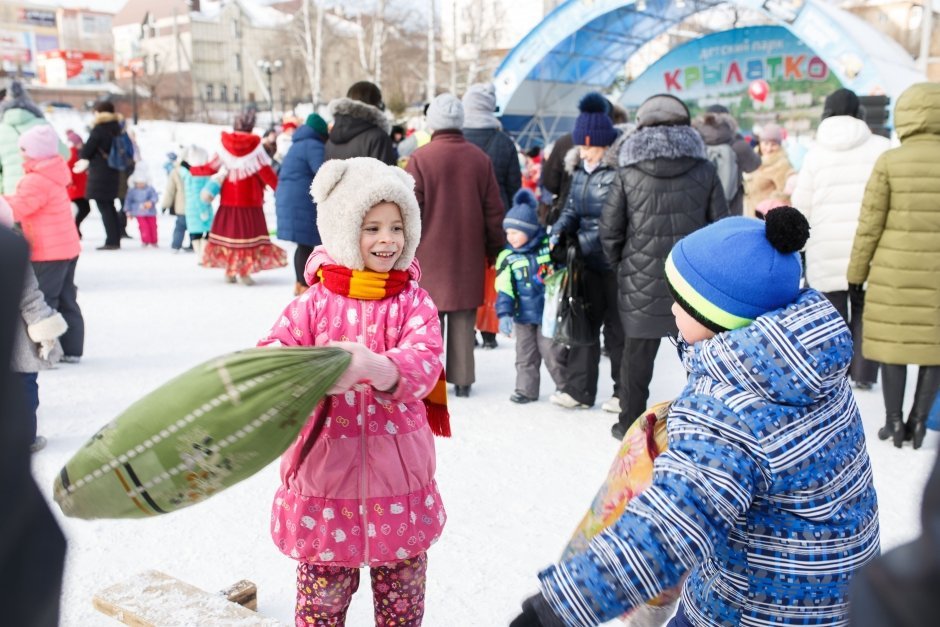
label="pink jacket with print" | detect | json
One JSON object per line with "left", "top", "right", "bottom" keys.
{"left": 258, "top": 249, "right": 446, "bottom": 567}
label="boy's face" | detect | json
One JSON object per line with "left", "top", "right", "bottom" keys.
{"left": 671, "top": 301, "right": 716, "bottom": 344}
{"left": 360, "top": 201, "right": 405, "bottom": 273}
{"left": 134, "top": 182, "right": 147, "bottom": 189}
{"left": 759, "top": 139, "right": 780, "bottom": 155}
{"left": 506, "top": 228, "right": 529, "bottom": 249}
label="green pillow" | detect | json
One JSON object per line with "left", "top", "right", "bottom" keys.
{"left": 53, "top": 347, "right": 350, "bottom": 520}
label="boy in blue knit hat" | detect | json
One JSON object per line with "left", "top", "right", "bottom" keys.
{"left": 497, "top": 189, "right": 566, "bottom": 403}
{"left": 512, "top": 208, "right": 880, "bottom": 627}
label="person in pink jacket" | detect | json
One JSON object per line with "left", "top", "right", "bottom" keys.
{"left": 4, "top": 124, "right": 84, "bottom": 363}
{"left": 258, "top": 157, "right": 446, "bottom": 627}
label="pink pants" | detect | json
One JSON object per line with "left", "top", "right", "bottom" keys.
{"left": 295, "top": 552, "right": 427, "bottom": 627}
{"left": 137, "top": 215, "right": 157, "bottom": 244}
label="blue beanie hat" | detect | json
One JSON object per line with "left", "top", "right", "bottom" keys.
{"left": 572, "top": 92, "right": 617, "bottom": 147}
{"left": 665, "top": 208, "right": 810, "bottom": 332}
{"left": 503, "top": 189, "right": 543, "bottom": 242}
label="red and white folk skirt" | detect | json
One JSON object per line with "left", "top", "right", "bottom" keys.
{"left": 203, "top": 204, "right": 287, "bottom": 277}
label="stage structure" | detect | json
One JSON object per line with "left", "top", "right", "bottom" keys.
{"left": 494, "top": 0, "right": 924, "bottom": 147}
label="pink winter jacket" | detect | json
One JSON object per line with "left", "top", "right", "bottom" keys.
{"left": 258, "top": 248, "right": 446, "bottom": 567}
{"left": 4, "top": 156, "right": 80, "bottom": 262}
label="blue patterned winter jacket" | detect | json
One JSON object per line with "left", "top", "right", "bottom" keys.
{"left": 495, "top": 235, "right": 552, "bottom": 325}
{"left": 538, "top": 289, "right": 880, "bottom": 627}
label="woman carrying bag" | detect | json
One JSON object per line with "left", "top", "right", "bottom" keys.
{"left": 548, "top": 93, "right": 624, "bottom": 411}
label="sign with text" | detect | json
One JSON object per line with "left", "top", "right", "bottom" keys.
{"left": 619, "top": 25, "right": 842, "bottom": 132}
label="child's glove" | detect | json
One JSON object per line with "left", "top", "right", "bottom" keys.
{"left": 27, "top": 312, "right": 68, "bottom": 343}
{"left": 327, "top": 341, "right": 399, "bottom": 394}
{"left": 72, "top": 159, "right": 89, "bottom": 174}
{"left": 499, "top": 316, "right": 514, "bottom": 337}
{"left": 509, "top": 594, "right": 566, "bottom": 627}
{"left": 28, "top": 313, "right": 67, "bottom": 360}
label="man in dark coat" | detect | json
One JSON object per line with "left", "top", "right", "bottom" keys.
{"left": 601, "top": 94, "right": 729, "bottom": 439}
{"left": 324, "top": 81, "right": 396, "bottom": 165}
{"left": 76, "top": 100, "right": 124, "bottom": 249}
{"left": 406, "top": 93, "right": 505, "bottom": 397}
{"left": 275, "top": 113, "right": 328, "bottom": 294}
{"left": 0, "top": 227, "right": 67, "bottom": 626}
{"left": 462, "top": 83, "right": 521, "bottom": 213}
{"left": 462, "top": 82, "right": 522, "bottom": 350}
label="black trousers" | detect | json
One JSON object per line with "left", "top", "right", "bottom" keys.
{"left": 91, "top": 196, "right": 120, "bottom": 246}
{"left": 823, "top": 289, "right": 879, "bottom": 384}
{"left": 617, "top": 336, "right": 662, "bottom": 429}
{"left": 73, "top": 198, "right": 91, "bottom": 236}
{"left": 294, "top": 244, "right": 315, "bottom": 285}
{"left": 561, "top": 268, "right": 623, "bottom": 406}
{"left": 32, "top": 257, "right": 85, "bottom": 358}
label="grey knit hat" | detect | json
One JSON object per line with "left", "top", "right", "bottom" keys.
{"left": 0, "top": 80, "right": 44, "bottom": 118}
{"left": 426, "top": 93, "right": 464, "bottom": 131}
{"left": 635, "top": 94, "right": 690, "bottom": 129}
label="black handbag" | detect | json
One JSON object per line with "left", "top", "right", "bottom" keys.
{"left": 554, "top": 244, "right": 595, "bottom": 347}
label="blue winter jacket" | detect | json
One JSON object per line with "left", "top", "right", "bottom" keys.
{"left": 552, "top": 155, "right": 618, "bottom": 273}
{"left": 274, "top": 124, "right": 326, "bottom": 246}
{"left": 124, "top": 186, "right": 159, "bottom": 217}
{"left": 538, "top": 290, "right": 880, "bottom": 627}
{"left": 180, "top": 169, "right": 213, "bottom": 235}
{"left": 495, "top": 234, "right": 552, "bottom": 325}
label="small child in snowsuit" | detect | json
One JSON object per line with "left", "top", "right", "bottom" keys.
{"left": 512, "top": 208, "right": 880, "bottom": 627}
{"left": 124, "top": 168, "right": 159, "bottom": 246}
{"left": 2, "top": 197, "right": 68, "bottom": 453}
{"left": 497, "top": 189, "right": 566, "bottom": 403}
{"left": 258, "top": 157, "right": 447, "bottom": 627}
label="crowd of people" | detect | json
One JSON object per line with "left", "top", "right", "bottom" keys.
{"left": 3, "top": 72, "right": 940, "bottom": 627}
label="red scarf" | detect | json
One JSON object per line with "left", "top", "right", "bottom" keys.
{"left": 315, "top": 264, "right": 450, "bottom": 438}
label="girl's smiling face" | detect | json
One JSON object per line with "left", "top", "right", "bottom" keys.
{"left": 360, "top": 201, "right": 405, "bottom": 272}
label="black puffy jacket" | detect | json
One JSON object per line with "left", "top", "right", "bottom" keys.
{"left": 324, "top": 98, "right": 396, "bottom": 165}
{"left": 600, "top": 125, "right": 729, "bottom": 338}
{"left": 463, "top": 127, "right": 521, "bottom": 213}
{"left": 552, "top": 143, "right": 620, "bottom": 272}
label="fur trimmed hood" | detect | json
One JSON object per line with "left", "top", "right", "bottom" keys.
{"left": 564, "top": 123, "right": 634, "bottom": 174}
{"left": 618, "top": 124, "right": 706, "bottom": 167}
{"left": 310, "top": 157, "right": 421, "bottom": 270}
{"left": 328, "top": 97, "right": 391, "bottom": 136}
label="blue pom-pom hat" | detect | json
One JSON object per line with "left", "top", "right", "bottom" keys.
{"left": 571, "top": 92, "right": 617, "bottom": 147}
{"left": 665, "top": 215, "right": 807, "bottom": 333}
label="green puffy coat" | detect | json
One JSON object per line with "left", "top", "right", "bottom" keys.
{"left": 847, "top": 82, "right": 940, "bottom": 366}
{"left": 0, "top": 107, "right": 68, "bottom": 195}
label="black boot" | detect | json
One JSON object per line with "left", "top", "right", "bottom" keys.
{"left": 880, "top": 364, "right": 907, "bottom": 448}
{"left": 878, "top": 413, "right": 905, "bottom": 447}
{"left": 907, "top": 366, "right": 940, "bottom": 450}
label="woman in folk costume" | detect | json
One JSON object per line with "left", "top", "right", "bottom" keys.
{"left": 188, "top": 110, "right": 287, "bottom": 284}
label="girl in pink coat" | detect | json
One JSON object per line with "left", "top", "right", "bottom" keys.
{"left": 258, "top": 157, "right": 446, "bottom": 627}
{"left": 4, "top": 124, "right": 84, "bottom": 362}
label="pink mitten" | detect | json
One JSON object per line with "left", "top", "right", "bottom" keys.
{"left": 327, "top": 341, "right": 399, "bottom": 394}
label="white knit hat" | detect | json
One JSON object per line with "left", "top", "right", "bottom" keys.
{"left": 426, "top": 93, "right": 464, "bottom": 131}
{"left": 310, "top": 157, "right": 421, "bottom": 270}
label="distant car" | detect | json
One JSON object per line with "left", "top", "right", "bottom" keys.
{"left": 42, "top": 101, "right": 75, "bottom": 111}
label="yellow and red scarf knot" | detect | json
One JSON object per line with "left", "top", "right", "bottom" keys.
{"left": 315, "top": 263, "right": 451, "bottom": 437}
{"left": 316, "top": 264, "right": 410, "bottom": 300}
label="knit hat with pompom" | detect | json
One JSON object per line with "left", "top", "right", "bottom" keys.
{"left": 503, "top": 189, "right": 543, "bottom": 242}
{"left": 310, "top": 157, "right": 421, "bottom": 270}
{"left": 665, "top": 208, "right": 810, "bottom": 332}
{"left": 572, "top": 92, "right": 617, "bottom": 147}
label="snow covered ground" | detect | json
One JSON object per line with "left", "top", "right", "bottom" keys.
{"left": 30, "top": 120, "right": 938, "bottom": 626}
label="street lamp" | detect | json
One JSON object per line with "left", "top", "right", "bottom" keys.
{"left": 256, "top": 58, "right": 283, "bottom": 126}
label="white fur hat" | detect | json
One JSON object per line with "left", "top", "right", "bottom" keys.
{"left": 311, "top": 157, "right": 421, "bottom": 270}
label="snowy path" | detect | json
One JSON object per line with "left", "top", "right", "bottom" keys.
{"left": 28, "top": 122, "right": 937, "bottom": 624}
